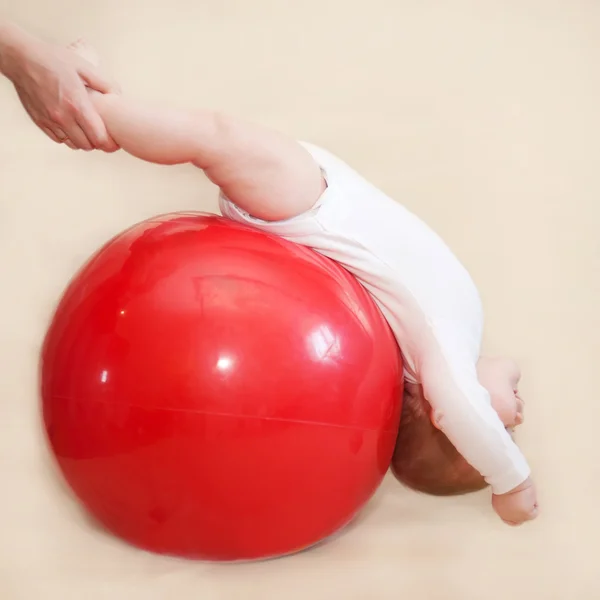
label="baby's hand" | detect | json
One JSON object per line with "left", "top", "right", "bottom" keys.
{"left": 492, "top": 478, "right": 539, "bottom": 526}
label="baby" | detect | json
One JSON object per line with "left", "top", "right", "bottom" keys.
{"left": 63, "top": 41, "right": 538, "bottom": 526}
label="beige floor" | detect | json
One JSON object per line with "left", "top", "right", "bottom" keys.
{"left": 1, "top": 1, "right": 599, "bottom": 598}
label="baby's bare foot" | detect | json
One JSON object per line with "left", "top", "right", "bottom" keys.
{"left": 68, "top": 38, "right": 101, "bottom": 67}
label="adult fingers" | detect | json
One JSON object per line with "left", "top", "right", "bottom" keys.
{"left": 50, "top": 126, "right": 69, "bottom": 141}
{"left": 41, "top": 124, "right": 77, "bottom": 150}
{"left": 59, "top": 117, "right": 94, "bottom": 151}
{"left": 78, "top": 61, "right": 121, "bottom": 95}
{"left": 40, "top": 125, "right": 64, "bottom": 144}
{"left": 75, "top": 95, "right": 119, "bottom": 152}
{"left": 16, "top": 83, "right": 89, "bottom": 149}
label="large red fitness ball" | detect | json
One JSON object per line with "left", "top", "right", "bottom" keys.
{"left": 41, "top": 213, "right": 402, "bottom": 561}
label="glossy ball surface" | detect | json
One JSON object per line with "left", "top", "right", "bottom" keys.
{"left": 41, "top": 213, "right": 402, "bottom": 561}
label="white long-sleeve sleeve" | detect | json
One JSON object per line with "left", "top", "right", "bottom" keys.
{"left": 418, "top": 325, "right": 530, "bottom": 493}
{"left": 219, "top": 141, "right": 531, "bottom": 493}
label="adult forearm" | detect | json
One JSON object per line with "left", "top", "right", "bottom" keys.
{"left": 0, "top": 20, "right": 28, "bottom": 78}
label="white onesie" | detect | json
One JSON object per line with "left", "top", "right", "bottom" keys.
{"left": 219, "top": 142, "right": 530, "bottom": 495}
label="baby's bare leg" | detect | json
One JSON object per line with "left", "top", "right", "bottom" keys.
{"left": 87, "top": 92, "right": 324, "bottom": 222}
{"left": 68, "top": 39, "right": 323, "bottom": 221}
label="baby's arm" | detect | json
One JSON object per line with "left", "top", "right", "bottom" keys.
{"left": 420, "top": 342, "right": 538, "bottom": 525}
{"left": 88, "top": 92, "right": 324, "bottom": 221}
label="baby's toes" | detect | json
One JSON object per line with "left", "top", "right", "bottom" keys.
{"left": 68, "top": 38, "right": 101, "bottom": 67}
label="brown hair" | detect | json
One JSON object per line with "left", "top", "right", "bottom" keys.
{"left": 390, "top": 382, "right": 488, "bottom": 496}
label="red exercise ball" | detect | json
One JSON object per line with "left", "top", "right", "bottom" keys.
{"left": 41, "top": 213, "right": 402, "bottom": 561}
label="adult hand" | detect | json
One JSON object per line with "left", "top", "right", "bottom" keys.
{"left": 0, "top": 23, "right": 119, "bottom": 151}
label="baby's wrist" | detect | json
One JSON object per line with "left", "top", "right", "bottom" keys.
{"left": 488, "top": 460, "right": 531, "bottom": 495}
{"left": 494, "top": 477, "right": 533, "bottom": 496}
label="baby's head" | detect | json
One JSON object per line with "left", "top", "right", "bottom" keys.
{"left": 391, "top": 357, "right": 524, "bottom": 495}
